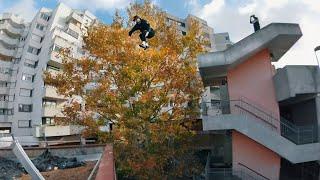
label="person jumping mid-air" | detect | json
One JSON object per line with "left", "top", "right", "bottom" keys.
{"left": 250, "top": 15, "right": 260, "bottom": 32}
{"left": 129, "top": 15, "right": 155, "bottom": 50}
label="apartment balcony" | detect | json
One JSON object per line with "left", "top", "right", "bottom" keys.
{"left": 0, "top": 44, "right": 16, "bottom": 58}
{"left": 33, "top": 125, "right": 83, "bottom": 137}
{"left": 0, "top": 13, "right": 25, "bottom": 26}
{"left": 67, "top": 22, "right": 81, "bottom": 35}
{"left": 67, "top": 12, "right": 83, "bottom": 24}
{"left": 0, "top": 87, "right": 9, "bottom": 94}
{"left": 0, "top": 101, "right": 8, "bottom": 108}
{"left": 0, "top": 21, "right": 23, "bottom": 36}
{"left": 42, "top": 105, "right": 64, "bottom": 117}
{"left": 0, "top": 32, "right": 19, "bottom": 46}
{"left": 44, "top": 86, "right": 66, "bottom": 100}
{"left": 49, "top": 51, "right": 62, "bottom": 67}
{"left": 273, "top": 66, "right": 320, "bottom": 102}
{"left": 0, "top": 74, "right": 11, "bottom": 81}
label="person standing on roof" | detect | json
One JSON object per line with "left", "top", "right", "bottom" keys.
{"left": 250, "top": 15, "right": 260, "bottom": 32}
{"left": 129, "top": 15, "right": 155, "bottom": 50}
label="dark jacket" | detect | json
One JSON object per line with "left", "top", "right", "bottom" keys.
{"left": 129, "top": 19, "right": 151, "bottom": 36}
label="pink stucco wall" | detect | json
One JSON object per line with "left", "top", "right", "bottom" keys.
{"left": 227, "top": 49, "right": 280, "bottom": 179}
{"left": 232, "top": 131, "right": 280, "bottom": 180}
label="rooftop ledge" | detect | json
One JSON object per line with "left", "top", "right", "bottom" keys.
{"left": 198, "top": 23, "right": 302, "bottom": 86}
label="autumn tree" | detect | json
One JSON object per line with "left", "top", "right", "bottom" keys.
{"left": 45, "top": 1, "right": 206, "bottom": 179}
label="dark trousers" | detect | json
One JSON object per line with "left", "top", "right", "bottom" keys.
{"left": 139, "top": 28, "right": 155, "bottom": 41}
{"left": 254, "top": 22, "right": 260, "bottom": 32}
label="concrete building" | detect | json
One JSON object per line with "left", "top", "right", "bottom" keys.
{"left": 165, "top": 13, "right": 232, "bottom": 52}
{"left": 198, "top": 23, "right": 320, "bottom": 179}
{"left": 0, "top": 3, "right": 97, "bottom": 145}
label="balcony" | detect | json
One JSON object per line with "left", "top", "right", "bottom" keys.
{"left": 0, "top": 13, "right": 25, "bottom": 26}
{"left": 44, "top": 86, "right": 66, "bottom": 100}
{"left": 68, "top": 12, "right": 83, "bottom": 24}
{"left": 42, "top": 105, "right": 64, "bottom": 117}
{"left": 0, "top": 32, "right": 19, "bottom": 46}
{"left": 0, "top": 21, "right": 23, "bottom": 36}
{"left": 33, "top": 125, "right": 83, "bottom": 137}
{"left": 0, "top": 74, "right": 11, "bottom": 81}
{"left": 0, "top": 87, "right": 9, "bottom": 94}
{"left": 49, "top": 51, "right": 62, "bottom": 66}
{"left": 0, "top": 44, "right": 16, "bottom": 58}
{"left": 0, "top": 101, "right": 8, "bottom": 108}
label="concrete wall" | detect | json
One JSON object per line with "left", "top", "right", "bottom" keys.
{"left": 273, "top": 66, "right": 320, "bottom": 102}
{"left": 227, "top": 49, "right": 281, "bottom": 179}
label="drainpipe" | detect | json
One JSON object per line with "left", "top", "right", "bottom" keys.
{"left": 314, "top": 46, "right": 320, "bottom": 156}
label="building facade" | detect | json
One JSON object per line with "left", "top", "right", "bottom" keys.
{"left": 198, "top": 23, "right": 320, "bottom": 179}
{"left": 0, "top": 3, "right": 97, "bottom": 145}
{"left": 0, "top": 4, "right": 232, "bottom": 145}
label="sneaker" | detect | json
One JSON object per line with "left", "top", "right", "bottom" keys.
{"left": 139, "top": 44, "right": 146, "bottom": 49}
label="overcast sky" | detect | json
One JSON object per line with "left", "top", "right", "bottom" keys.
{"left": 1, "top": 0, "right": 320, "bottom": 68}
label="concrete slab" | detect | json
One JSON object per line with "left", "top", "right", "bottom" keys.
{"left": 198, "top": 23, "right": 302, "bottom": 85}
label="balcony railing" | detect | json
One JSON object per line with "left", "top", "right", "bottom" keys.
{"left": 0, "top": 32, "right": 19, "bottom": 46}
{"left": 0, "top": 21, "right": 23, "bottom": 36}
{"left": 201, "top": 98, "right": 318, "bottom": 145}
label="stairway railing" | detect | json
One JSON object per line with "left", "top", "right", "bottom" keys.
{"left": 201, "top": 98, "right": 318, "bottom": 144}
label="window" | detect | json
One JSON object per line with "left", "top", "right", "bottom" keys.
{"left": 225, "top": 36, "right": 230, "bottom": 41}
{"left": 13, "top": 58, "right": 21, "bottom": 64}
{"left": 180, "top": 22, "right": 186, "bottom": 28}
{"left": 47, "top": 65, "right": 60, "bottom": 71}
{"left": 0, "top": 127, "right": 11, "bottom": 133}
{"left": 18, "top": 120, "right": 32, "bottom": 128}
{"left": 53, "top": 44, "right": 62, "bottom": 52}
{"left": 21, "top": 73, "right": 35, "bottom": 82}
{"left": 42, "top": 117, "right": 55, "bottom": 125}
{"left": 0, "top": 109, "right": 13, "bottom": 115}
{"left": 18, "top": 104, "right": 32, "bottom": 112}
{"left": 0, "top": 95, "right": 9, "bottom": 101}
{"left": 24, "top": 59, "right": 38, "bottom": 68}
{"left": 20, "top": 37, "right": 26, "bottom": 41}
{"left": 42, "top": 99, "right": 57, "bottom": 107}
{"left": 0, "top": 82, "right": 16, "bottom": 88}
{"left": 66, "top": 28, "right": 79, "bottom": 39}
{"left": 0, "top": 67, "right": 13, "bottom": 75}
{"left": 27, "top": 46, "right": 41, "bottom": 55}
{"left": 19, "top": 88, "right": 33, "bottom": 97}
{"left": 40, "top": 13, "right": 50, "bottom": 21}
{"left": 182, "top": 31, "right": 186, "bottom": 36}
{"left": 36, "top": 23, "right": 45, "bottom": 31}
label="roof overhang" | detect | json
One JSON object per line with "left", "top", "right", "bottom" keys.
{"left": 198, "top": 23, "right": 302, "bottom": 86}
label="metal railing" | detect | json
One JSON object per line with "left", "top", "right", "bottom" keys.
{"left": 205, "top": 154, "right": 270, "bottom": 180}
{"left": 201, "top": 98, "right": 318, "bottom": 144}
{"left": 280, "top": 118, "right": 317, "bottom": 144}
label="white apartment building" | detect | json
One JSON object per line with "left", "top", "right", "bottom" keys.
{"left": 0, "top": 3, "right": 231, "bottom": 145}
{"left": 0, "top": 3, "right": 96, "bottom": 145}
